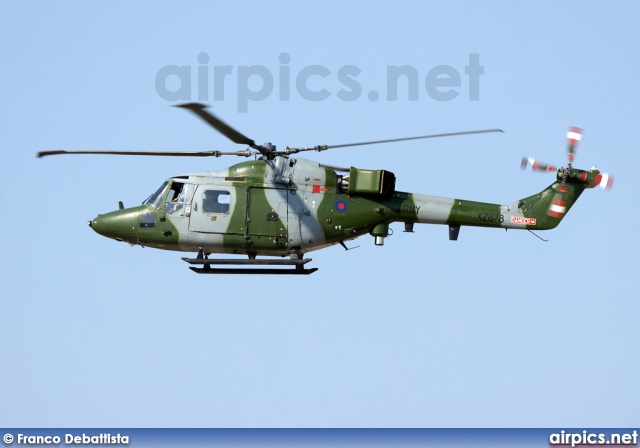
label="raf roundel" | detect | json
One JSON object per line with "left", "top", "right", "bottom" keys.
{"left": 335, "top": 199, "right": 347, "bottom": 212}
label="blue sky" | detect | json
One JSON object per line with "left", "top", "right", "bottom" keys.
{"left": 1, "top": 1, "right": 638, "bottom": 427}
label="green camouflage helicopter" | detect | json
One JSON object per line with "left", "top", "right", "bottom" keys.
{"left": 38, "top": 103, "right": 613, "bottom": 275}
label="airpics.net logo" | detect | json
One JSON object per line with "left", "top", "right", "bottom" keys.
{"left": 155, "top": 52, "right": 484, "bottom": 112}
{"left": 549, "top": 430, "right": 638, "bottom": 447}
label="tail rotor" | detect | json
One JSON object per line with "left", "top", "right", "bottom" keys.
{"left": 521, "top": 126, "right": 613, "bottom": 218}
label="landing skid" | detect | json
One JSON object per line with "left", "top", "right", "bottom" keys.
{"left": 181, "top": 254, "right": 318, "bottom": 275}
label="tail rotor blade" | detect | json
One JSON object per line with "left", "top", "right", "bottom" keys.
{"left": 566, "top": 126, "right": 582, "bottom": 168}
{"left": 521, "top": 156, "right": 557, "bottom": 172}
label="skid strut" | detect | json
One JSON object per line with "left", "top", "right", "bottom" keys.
{"left": 181, "top": 254, "right": 318, "bottom": 275}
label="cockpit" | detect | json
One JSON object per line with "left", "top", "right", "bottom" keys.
{"left": 143, "top": 178, "right": 196, "bottom": 216}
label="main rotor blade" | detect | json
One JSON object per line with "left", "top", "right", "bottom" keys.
{"left": 175, "top": 102, "right": 257, "bottom": 148}
{"left": 324, "top": 128, "right": 504, "bottom": 150}
{"left": 37, "top": 149, "right": 255, "bottom": 158}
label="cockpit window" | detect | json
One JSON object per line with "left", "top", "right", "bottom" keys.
{"left": 143, "top": 181, "right": 168, "bottom": 209}
{"left": 165, "top": 182, "right": 184, "bottom": 204}
{"left": 163, "top": 182, "right": 196, "bottom": 215}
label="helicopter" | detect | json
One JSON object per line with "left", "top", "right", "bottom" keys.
{"left": 38, "top": 103, "right": 613, "bottom": 275}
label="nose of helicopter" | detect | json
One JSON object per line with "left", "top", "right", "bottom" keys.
{"left": 88, "top": 209, "right": 139, "bottom": 241}
{"left": 89, "top": 214, "right": 109, "bottom": 237}
{"left": 88, "top": 215, "right": 101, "bottom": 233}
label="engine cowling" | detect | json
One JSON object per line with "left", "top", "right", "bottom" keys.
{"left": 339, "top": 167, "right": 396, "bottom": 197}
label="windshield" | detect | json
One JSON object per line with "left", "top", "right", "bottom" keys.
{"left": 143, "top": 181, "right": 169, "bottom": 209}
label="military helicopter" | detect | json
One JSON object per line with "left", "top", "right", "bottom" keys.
{"left": 38, "top": 103, "right": 613, "bottom": 275}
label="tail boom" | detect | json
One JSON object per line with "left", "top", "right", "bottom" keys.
{"left": 384, "top": 176, "right": 591, "bottom": 234}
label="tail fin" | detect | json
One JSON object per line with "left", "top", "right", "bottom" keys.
{"left": 517, "top": 173, "right": 592, "bottom": 230}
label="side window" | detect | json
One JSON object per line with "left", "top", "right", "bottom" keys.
{"left": 203, "top": 190, "right": 231, "bottom": 214}
{"left": 140, "top": 212, "right": 157, "bottom": 228}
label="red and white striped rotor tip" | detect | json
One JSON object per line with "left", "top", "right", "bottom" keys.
{"left": 521, "top": 156, "right": 556, "bottom": 172}
{"left": 566, "top": 126, "right": 582, "bottom": 163}
{"left": 595, "top": 172, "right": 614, "bottom": 190}
{"left": 566, "top": 126, "right": 583, "bottom": 145}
